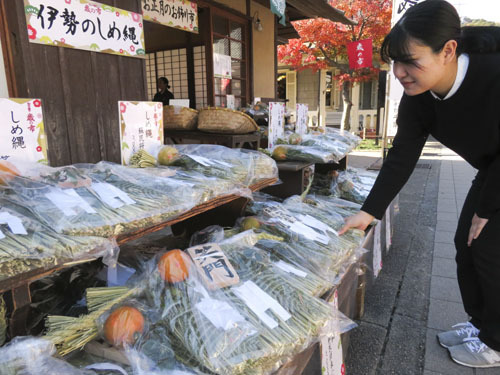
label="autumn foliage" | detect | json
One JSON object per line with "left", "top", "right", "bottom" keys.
{"left": 278, "top": 0, "right": 392, "bottom": 84}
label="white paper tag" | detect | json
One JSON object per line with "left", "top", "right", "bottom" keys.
{"left": 233, "top": 280, "right": 291, "bottom": 329}
{"left": 385, "top": 206, "right": 392, "bottom": 252}
{"left": 275, "top": 260, "right": 307, "bottom": 278}
{"left": 196, "top": 297, "right": 247, "bottom": 331}
{"left": 85, "top": 363, "right": 128, "bottom": 375}
{"left": 373, "top": 222, "right": 382, "bottom": 277}
{"left": 174, "top": 105, "right": 182, "bottom": 115}
{"left": 289, "top": 221, "right": 330, "bottom": 245}
{"left": 45, "top": 188, "right": 96, "bottom": 216}
{"left": 298, "top": 214, "right": 339, "bottom": 236}
{"left": 92, "top": 182, "right": 136, "bottom": 209}
{"left": 320, "top": 333, "right": 345, "bottom": 375}
{"left": 187, "top": 154, "right": 213, "bottom": 167}
{"left": 0, "top": 212, "right": 28, "bottom": 235}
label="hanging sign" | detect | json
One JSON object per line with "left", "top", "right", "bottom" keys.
{"left": 0, "top": 98, "right": 48, "bottom": 164}
{"left": 373, "top": 221, "right": 382, "bottom": 277}
{"left": 347, "top": 39, "right": 373, "bottom": 70}
{"left": 24, "top": 0, "right": 146, "bottom": 58}
{"left": 187, "top": 243, "right": 239, "bottom": 290}
{"left": 213, "top": 53, "right": 232, "bottom": 79}
{"left": 296, "top": 103, "right": 308, "bottom": 136}
{"left": 268, "top": 102, "right": 285, "bottom": 149}
{"left": 142, "top": 0, "right": 198, "bottom": 33}
{"left": 119, "top": 101, "right": 163, "bottom": 165}
{"left": 270, "top": 0, "right": 286, "bottom": 26}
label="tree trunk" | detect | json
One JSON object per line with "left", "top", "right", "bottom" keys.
{"left": 340, "top": 81, "right": 352, "bottom": 132}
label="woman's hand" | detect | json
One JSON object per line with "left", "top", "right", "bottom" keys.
{"left": 338, "top": 211, "right": 375, "bottom": 235}
{"left": 468, "top": 214, "right": 488, "bottom": 247}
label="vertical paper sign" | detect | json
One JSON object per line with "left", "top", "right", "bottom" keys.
{"left": 213, "top": 53, "right": 232, "bottom": 79}
{"left": 385, "top": 206, "right": 392, "bottom": 253}
{"left": 0, "top": 98, "right": 48, "bottom": 163}
{"left": 226, "top": 95, "right": 235, "bottom": 110}
{"left": 347, "top": 39, "right": 373, "bottom": 70}
{"left": 24, "top": 0, "right": 145, "bottom": 58}
{"left": 321, "top": 334, "right": 345, "bottom": 375}
{"left": 187, "top": 243, "right": 239, "bottom": 290}
{"left": 119, "top": 101, "right": 163, "bottom": 165}
{"left": 142, "top": 0, "right": 198, "bottom": 33}
{"left": 295, "top": 103, "right": 308, "bottom": 136}
{"left": 268, "top": 102, "right": 285, "bottom": 149}
{"left": 373, "top": 221, "right": 382, "bottom": 277}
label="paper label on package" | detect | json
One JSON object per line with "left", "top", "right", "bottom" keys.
{"left": 373, "top": 222, "right": 382, "bottom": 277}
{"left": 92, "top": 182, "right": 136, "bottom": 209}
{"left": 262, "top": 206, "right": 296, "bottom": 226}
{"left": 212, "top": 159, "right": 232, "bottom": 168}
{"left": 385, "top": 206, "right": 392, "bottom": 252}
{"left": 0, "top": 230, "right": 5, "bottom": 240}
{"left": 233, "top": 280, "right": 291, "bottom": 329}
{"left": 0, "top": 212, "right": 28, "bottom": 235}
{"left": 186, "top": 154, "right": 213, "bottom": 167}
{"left": 289, "top": 221, "right": 330, "bottom": 245}
{"left": 85, "top": 364, "right": 128, "bottom": 375}
{"left": 45, "top": 188, "right": 96, "bottom": 216}
{"left": 298, "top": 214, "right": 338, "bottom": 236}
{"left": 275, "top": 260, "right": 307, "bottom": 278}
{"left": 321, "top": 333, "right": 344, "bottom": 375}
{"left": 196, "top": 297, "right": 246, "bottom": 331}
{"left": 187, "top": 243, "right": 239, "bottom": 290}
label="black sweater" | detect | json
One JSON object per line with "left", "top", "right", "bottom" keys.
{"left": 362, "top": 53, "right": 500, "bottom": 219}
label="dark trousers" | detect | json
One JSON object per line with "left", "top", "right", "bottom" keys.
{"left": 455, "top": 172, "right": 500, "bottom": 351}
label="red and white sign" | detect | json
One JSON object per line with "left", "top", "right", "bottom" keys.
{"left": 347, "top": 39, "right": 373, "bottom": 70}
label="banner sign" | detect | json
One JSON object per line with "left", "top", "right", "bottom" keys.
{"left": 270, "top": 0, "right": 286, "bottom": 26}
{"left": 268, "top": 102, "right": 285, "bottom": 149}
{"left": 142, "top": 0, "right": 198, "bottom": 34}
{"left": 24, "top": 0, "right": 146, "bottom": 58}
{"left": 347, "top": 39, "right": 373, "bottom": 70}
{"left": 393, "top": 0, "right": 422, "bottom": 24}
{"left": 0, "top": 98, "right": 48, "bottom": 164}
{"left": 119, "top": 101, "right": 163, "bottom": 165}
{"left": 296, "top": 103, "right": 308, "bottom": 136}
{"left": 213, "top": 53, "right": 232, "bottom": 79}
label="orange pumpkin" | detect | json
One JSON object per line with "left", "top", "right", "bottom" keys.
{"left": 0, "top": 161, "right": 20, "bottom": 185}
{"left": 158, "top": 249, "right": 192, "bottom": 283}
{"left": 104, "top": 306, "right": 145, "bottom": 347}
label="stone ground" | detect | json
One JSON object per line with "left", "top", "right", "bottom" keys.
{"left": 345, "top": 141, "right": 499, "bottom": 374}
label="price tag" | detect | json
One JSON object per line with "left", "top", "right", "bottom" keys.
{"left": 92, "top": 183, "right": 136, "bottom": 209}
{"left": 373, "top": 222, "right": 382, "bottom": 277}
{"left": 186, "top": 154, "right": 213, "bottom": 167}
{"left": 321, "top": 334, "right": 345, "bottom": 375}
{"left": 187, "top": 243, "right": 240, "bottom": 290}
{"left": 227, "top": 94, "right": 235, "bottom": 109}
{"left": 233, "top": 280, "right": 291, "bottom": 329}
{"left": 298, "top": 214, "right": 339, "bottom": 236}
{"left": 0, "top": 212, "right": 28, "bottom": 235}
{"left": 45, "top": 188, "right": 96, "bottom": 216}
{"left": 275, "top": 260, "right": 307, "bottom": 278}
{"left": 296, "top": 103, "right": 308, "bottom": 136}
{"left": 268, "top": 102, "right": 285, "bottom": 148}
{"left": 385, "top": 206, "right": 392, "bottom": 252}
{"left": 289, "top": 221, "right": 330, "bottom": 245}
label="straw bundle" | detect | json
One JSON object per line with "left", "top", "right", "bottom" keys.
{"left": 198, "top": 107, "right": 259, "bottom": 134}
{"left": 163, "top": 105, "right": 199, "bottom": 130}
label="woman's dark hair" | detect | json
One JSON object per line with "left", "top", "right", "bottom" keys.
{"left": 381, "top": 0, "right": 500, "bottom": 64}
{"left": 158, "top": 76, "right": 170, "bottom": 89}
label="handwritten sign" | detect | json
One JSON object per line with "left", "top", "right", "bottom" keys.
{"left": 0, "top": 98, "right": 47, "bottom": 164}
{"left": 226, "top": 95, "right": 235, "bottom": 110}
{"left": 393, "top": 0, "right": 423, "bottom": 25}
{"left": 296, "top": 103, "right": 308, "bottom": 136}
{"left": 268, "top": 102, "right": 285, "bottom": 149}
{"left": 213, "top": 53, "right": 232, "bottom": 79}
{"left": 142, "top": 0, "right": 198, "bottom": 34}
{"left": 373, "top": 221, "right": 382, "bottom": 277}
{"left": 321, "top": 334, "right": 345, "bottom": 375}
{"left": 24, "top": 0, "right": 145, "bottom": 58}
{"left": 187, "top": 243, "right": 239, "bottom": 290}
{"left": 347, "top": 39, "right": 373, "bottom": 69}
{"left": 119, "top": 101, "right": 163, "bottom": 165}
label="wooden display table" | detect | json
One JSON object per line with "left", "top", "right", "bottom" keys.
{"left": 164, "top": 129, "right": 261, "bottom": 150}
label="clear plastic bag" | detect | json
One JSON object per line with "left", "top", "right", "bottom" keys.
{"left": 331, "top": 167, "right": 378, "bottom": 204}
{"left": 269, "top": 144, "right": 338, "bottom": 163}
{"left": 300, "top": 134, "right": 351, "bottom": 163}
{"left": 0, "top": 199, "right": 118, "bottom": 282}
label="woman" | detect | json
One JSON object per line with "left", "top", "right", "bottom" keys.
{"left": 153, "top": 77, "right": 174, "bottom": 106}
{"left": 339, "top": 0, "right": 500, "bottom": 368}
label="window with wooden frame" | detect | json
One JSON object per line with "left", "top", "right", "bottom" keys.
{"left": 211, "top": 12, "right": 249, "bottom": 109}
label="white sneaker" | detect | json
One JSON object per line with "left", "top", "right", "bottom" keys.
{"left": 449, "top": 337, "right": 500, "bottom": 368}
{"left": 437, "top": 322, "right": 479, "bottom": 348}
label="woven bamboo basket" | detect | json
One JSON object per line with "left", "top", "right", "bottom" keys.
{"left": 163, "top": 105, "right": 199, "bottom": 130}
{"left": 197, "top": 107, "right": 259, "bottom": 134}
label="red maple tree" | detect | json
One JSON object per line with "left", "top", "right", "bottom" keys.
{"left": 278, "top": 0, "right": 392, "bottom": 130}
